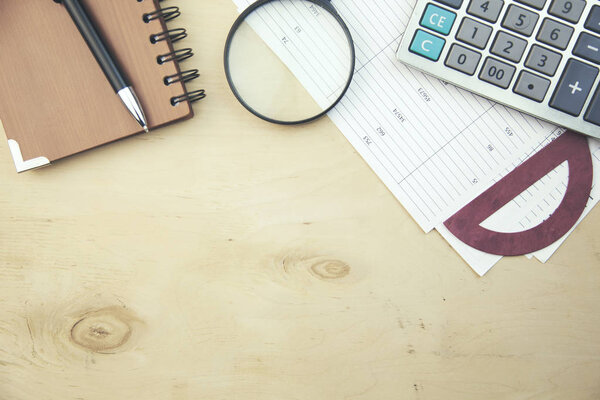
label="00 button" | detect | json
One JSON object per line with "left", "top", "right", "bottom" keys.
{"left": 479, "top": 57, "right": 516, "bottom": 88}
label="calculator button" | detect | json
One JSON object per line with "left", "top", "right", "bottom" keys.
{"left": 550, "top": 59, "right": 598, "bottom": 116}
{"left": 410, "top": 29, "right": 446, "bottom": 61}
{"left": 525, "top": 44, "right": 563, "bottom": 76}
{"left": 445, "top": 43, "right": 482, "bottom": 74}
{"left": 421, "top": 3, "right": 457, "bottom": 35}
{"left": 467, "top": 0, "right": 504, "bottom": 23}
{"left": 585, "top": 5, "right": 600, "bottom": 34}
{"left": 513, "top": 71, "right": 551, "bottom": 102}
{"left": 573, "top": 32, "right": 600, "bottom": 64}
{"left": 548, "top": 0, "right": 586, "bottom": 23}
{"left": 536, "top": 18, "right": 574, "bottom": 50}
{"left": 479, "top": 57, "right": 517, "bottom": 88}
{"left": 435, "top": 0, "right": 464, "bottom": 9}
{"left": 584, "top": 85, "right": 600, "bottom": 126}
{"left": 491, "top": 31, "right": 528, "bottom": 62}
{"left": 515, "top": 0, "right": 547, "bottom": 10}
{"left": 502, "top": 5, "right": 539, "bottom": 37}
{"left": 456, "top": 17, "right": 493, "bottom": 49}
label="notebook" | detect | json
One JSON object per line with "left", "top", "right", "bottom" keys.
{"left": 0, "top": 0, "right": 204, "bottom": 172}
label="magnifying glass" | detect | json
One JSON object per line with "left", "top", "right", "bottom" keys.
{"left": 224, "top": 0, "right": 355, "bottom": 125}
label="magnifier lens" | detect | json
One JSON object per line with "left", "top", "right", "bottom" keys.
{"left": 225, "top": 0, "right": 354, "bottom": 124}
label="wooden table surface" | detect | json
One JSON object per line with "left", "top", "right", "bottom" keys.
{"left": 1, "top": 1, "right": 599, "bottom": 399}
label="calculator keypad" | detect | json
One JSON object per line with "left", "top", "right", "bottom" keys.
{"left": 548, "top": 0, "right": 586, "bottom": 23}
{"left": 445, "top": 43, "right": 482, "bottom": 74}
{"left": 410, "top": 29, "right": 446, "bottom": 60}
{"left": 421, "top": 3, "right": 457, "bottom": 34}
{"left": 573, "top": 32, "right": 600, "bottom": 63}
{"left": 456, "top": 17, "right": 493, "bottom": 48}
{"left": 467, "top": 0, "right": 505, "bottom": 22}
{"left": 502, "top": 4, "right": 540, "bottom": 36}
{"left": 537, "top": 18, "right": 574, "bottom": 49}
{"left": 550, "top": 58, "right": 598, "bottom": 115}
{"left": 479, "top": 57, "right": 517, "bottom": 88}
{"left": 585, "top": 5, "right": 600, "bottom": 33}
{"left": 491, "top": 31, "right": 528, "bottom": 62}
{"left": 524, "top": 44, "right": 562, "bottom": 76}
{"left": 514, "top": 70, "right": 551, "bottom": 101}
{"left": 400, "top": 0, "right": 600, "bottom": 137}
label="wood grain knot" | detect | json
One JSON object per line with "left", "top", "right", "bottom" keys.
{"left": 70, "top": 307, "right": 133, "bottom": 352}
{"left": 310, "top": 259, "right": 351, "bottom": 280}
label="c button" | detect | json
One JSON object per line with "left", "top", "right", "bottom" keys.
{"left": 409, "top": 29, "right": 446, "bottom": 61}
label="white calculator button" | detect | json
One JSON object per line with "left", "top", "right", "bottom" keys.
{"left": 467, "top": 0, "right": 505, "bottom": 23}
{"left": 513, "top": 70, "right": 551, "bottom": 102}
{"left": 536, "top": 17, "right": 574, "bottom": 50}
{"left": 524, "top": 44, "right": 563, "bottom": 76}
{"left": 456, "top": 17, "right": 493, "bottom": 49}
{"left": 548, "top": 0, "right": 586, "bottom": 23}
{"left": 479, "top": 57, "right": 517, "bottom": 88}
{"left": 445, "top": 43, "right": 483, "bottom": 74}
{"left": 502, "top": 4, "right": 540, "bottom": 36}
{"left": 490, "top": 30, "right": 528, "bottom": 62}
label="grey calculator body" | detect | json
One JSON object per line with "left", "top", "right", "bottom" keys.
{"left": 396, "top": 0, "right": 600, "bottom": 139}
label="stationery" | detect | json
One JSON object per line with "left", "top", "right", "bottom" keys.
{"left": 231, "top": 0, "right": 600, "bottom": 274}
{"left": 0, "top": 0, "right": 204, "bottom": 172}
{"left": 58, "top": 0, "right": 149, "bottom": 132}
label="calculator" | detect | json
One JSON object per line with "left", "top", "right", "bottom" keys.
{"left": 396, "top": 0, "right": 600, "bottom": 139}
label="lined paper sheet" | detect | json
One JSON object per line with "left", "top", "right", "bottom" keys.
{"left": 235, "top": 0, "right": 353, "bottom": 111}
{"left": 233, "top": 0, "right": 559, "bottom": 232}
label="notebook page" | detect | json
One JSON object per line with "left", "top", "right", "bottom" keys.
{"left": 232, "top": 0, "right": 559, "bottom": 232}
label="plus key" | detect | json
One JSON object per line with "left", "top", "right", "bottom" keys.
{"left": 550, "top": 59, "right": 599, "bottom": 116}
{"left": 569, "top": 81, "right": 582, "bottom": 95}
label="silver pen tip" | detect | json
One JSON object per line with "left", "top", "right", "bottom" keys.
{"left": 117, "top": 87, "right": 149, "bottom": 133}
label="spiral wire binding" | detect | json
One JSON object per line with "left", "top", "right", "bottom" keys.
{"left": 143, "top": 6, "right": 180, "bottom": 23}
{"left": 157, "top": 48, "right": 194, "bottom": 64}
{"left": 150, "top": 28, "right": 187, "bottom": 44}
{"left": 145, "top": 1, "right": 206, "bottom": 106}
{"left": 164, "top": 69, "right": 200, "bottom": 86}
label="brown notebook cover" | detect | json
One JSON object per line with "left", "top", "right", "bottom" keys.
{"left": 0, "top": 0, "right": 195, "bottom": 172}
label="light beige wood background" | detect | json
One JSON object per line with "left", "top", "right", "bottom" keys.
{"left": 1, "top": 1, "right": 599, "bottom": 399}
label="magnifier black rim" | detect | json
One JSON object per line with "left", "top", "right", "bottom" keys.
{"left": 224, "top": 0, "right": 356, "bottom": 125}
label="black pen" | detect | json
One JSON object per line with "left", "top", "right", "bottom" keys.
{"left": 55, "top": 0, "right": 149, "bottom": 132}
